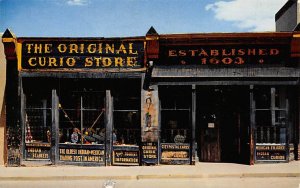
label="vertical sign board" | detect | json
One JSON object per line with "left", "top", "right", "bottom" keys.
{"left": 141, "top": 86, "right": 159, "bottom": 164}
{"left": 256, "top": 144, "right": 286, "bottom": 161}
{"left": 141, "top": 142, "right": 158, "bottom": 165}
{"left": 141, "top": 87, "right": 159, "bottom": 142}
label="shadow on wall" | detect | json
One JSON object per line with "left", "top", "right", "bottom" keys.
{"left": 0, "top": 35, "right": 7, "bottom": 166}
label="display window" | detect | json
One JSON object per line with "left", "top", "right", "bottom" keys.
{"left": 159, "top": 86, "right": 192, "bottom": 164}
{"left": 112, "top": 84, "right": 141, "bottom": 166}
{"left": 160, "top": 86, "right": 191, "bottom": 144}
{"left": 58, "top": 80, "right": 105, "bottom": 164}
{"left": 254, "top": 86, "right": 290, "bottom": 162}
{"left": 22, "top": 79, "right": 53, "bottom": 161}
{"left": 254, "top": 87, "right": 287, "bottom": 144}
{"left": 58, "top": 92, "right": 105, "bottom": 145}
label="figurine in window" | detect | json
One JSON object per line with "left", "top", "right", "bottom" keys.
{"left": 47, "top": 130, "right": 51, "bottom": 143}
{"left": 71, "top": 128, "right": 81, "bottom": 144}
{"left": 25, "top": 126, "right": 33, "bottom": 143}
{"left": 113, "top": 130, "right": 118, "bottom": 145}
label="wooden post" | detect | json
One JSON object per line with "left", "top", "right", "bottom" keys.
{"left": 298, "top": 86, "right": 300, "bottom": 160}
{"left": 2, "top": 29, "right": 21, "bottom": 166}
{"left": 105, "top": 90, "right": 113, "bottom": 166}
{"left": 249, "top": 85, "right": 255, "bottom": 165}
{"left": 20, "top": 80, "right": 25, "bottom": 164}
{"left": 191, "top": 84, "right": 196, "bottom": 165}
{"left": 285, "top": 99, "right": 289, "bottom": 162}
{"left": 80, "top": 96, "right": 83, "bottom": 145}
{"left": 51, "top": 90, "right": 59, "bottom": 164}
{"left": 141, "top": 84, "right": 159, "bottom": 165}
{"left": 291, "top": 33, "right": 300, "bottom": 160}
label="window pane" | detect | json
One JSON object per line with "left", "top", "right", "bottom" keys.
{"left": 113, "top": 111, "right": 140, "bottom": 145}
{"left": 59, "top": 91, "right": 105, "bottom": 145}
{"left": 161, "top": 110, "right": 190, "bottom": 143}
{"left": 254, "top": 87, "right": 270, "bottom": 109}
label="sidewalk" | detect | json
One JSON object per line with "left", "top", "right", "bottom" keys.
{"left": 0, "top": 161, "right": 299, "bottom": 181}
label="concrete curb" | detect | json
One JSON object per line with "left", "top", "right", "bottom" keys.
{"left": 0, "top": 176, "right": 135, "bottom": 181}
{"left": 137, "top": 173, "right": 300, "bottom": 179}
{"left": 0, "top": 173, "right": 299, "bottom": 181}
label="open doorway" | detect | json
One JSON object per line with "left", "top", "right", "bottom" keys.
{"left": 197, "top": 86, "right": 250, "bottom": 164}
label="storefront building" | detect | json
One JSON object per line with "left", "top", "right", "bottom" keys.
{"left": 2, "top": 28, "right": 300, "bottom": 166}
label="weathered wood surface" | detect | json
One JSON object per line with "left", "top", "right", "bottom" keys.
{"left": 3, "top": 30, "right": 21, "bottom": 166}
{"left": 20, "top": 71, "right": 143, "bottom": 78}
{"left": 152, "top": 67, "right": 300, "bottom": 78}
{"left": 200, "top": 124, "right": 221, "bottom": 162}
{"left": 51, "top": 90, "right": 59, "bottom": 164}
{"left": 105, "top": 90, "right": 113, "bottom": 166}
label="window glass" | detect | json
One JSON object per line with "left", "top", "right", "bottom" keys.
{"left": 254, "top": 87, "right": 287, "bottom": 144}
{"left": 25, "top": 95, "right": 51, "bottom": 144}
{"left": 160, "top": 86, "right": 191, "bottom": 144}
{"left": 113, "top": 94, "right": 140, "bottom": 145}
{"left": 59, "top": 91, "right": 105, "bottom": 145}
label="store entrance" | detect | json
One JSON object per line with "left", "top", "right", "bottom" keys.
{"left": 197, "top": 86, "right": 250, "bottom": 164}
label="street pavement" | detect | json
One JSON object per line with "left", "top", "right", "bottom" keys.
{"left": 0, "top": 161, "right": 299, "bottom": 180}
{"left": 0, "top": 161, "right": 299, "bottom": 188}
{"left": 1, "top": 178, "right": 300, "bottom": 188}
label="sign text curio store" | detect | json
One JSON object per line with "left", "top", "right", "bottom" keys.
{"left": 160, "top": 45, "right": 290, "bottom": 66}
{"left": 20, "top": 41, "right": 144, "bottom": 69}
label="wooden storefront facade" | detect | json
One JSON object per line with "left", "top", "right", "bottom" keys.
{"left": 2, "top": 28, "right": 300, "bottom": 166}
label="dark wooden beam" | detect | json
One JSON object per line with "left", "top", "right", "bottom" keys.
{"left": 152, "top": 67, "right": 300, "bottom": 78}
{"left": 250, "top": 85, "right": 255, "bottom": 165}
{"left": 105, "top": 90, "right": 113, "bottom": 166}
{"left": 191, "top": 85, "right": 196, "bottom": 165}
{"left": 51, "top": 90, "right": 59, "bottom": 164}
{"left": 152, "top": 80, "right": 299, "bottom": 86}
{"left": 2, "top": 30, "right": 21, "bottom": 166}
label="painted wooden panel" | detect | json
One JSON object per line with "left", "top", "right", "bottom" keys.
{"left": 160, "top": 143, "right": 191, "bottom": 165}
{"left": 152, "top": 67, "right": 300, "bottom": 78}
{"left": 19, "top": 40, "right": 144, "bottom": 70}
{"left": 112, "top": 145, "right": 139, "bottom": 166}
{"left": 255, "top": 144, "right": 286, "bottom": 161}
{"left": 59, "top": 144, "right": 105, "bottom": 164}
{"left": 25, "top": 143, "right": 51, "bottom": 160}
{"left": 141, "top": 142, "right": 158, "bottom": 165}
{"left": 141, "top": 86, "right": 159, "bottom": 142}
{"left": 159, "top": 45, "right": 290, "bottom": 66}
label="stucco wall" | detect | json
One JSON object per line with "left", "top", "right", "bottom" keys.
{"left": 0, "top": 36, "right": 6, "bottom": 166}
{"left": 276, "top": 2, "right": 298, "bottom": 31}
{"left": 297, "top": 0, "right": 300, "bottom": 24}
